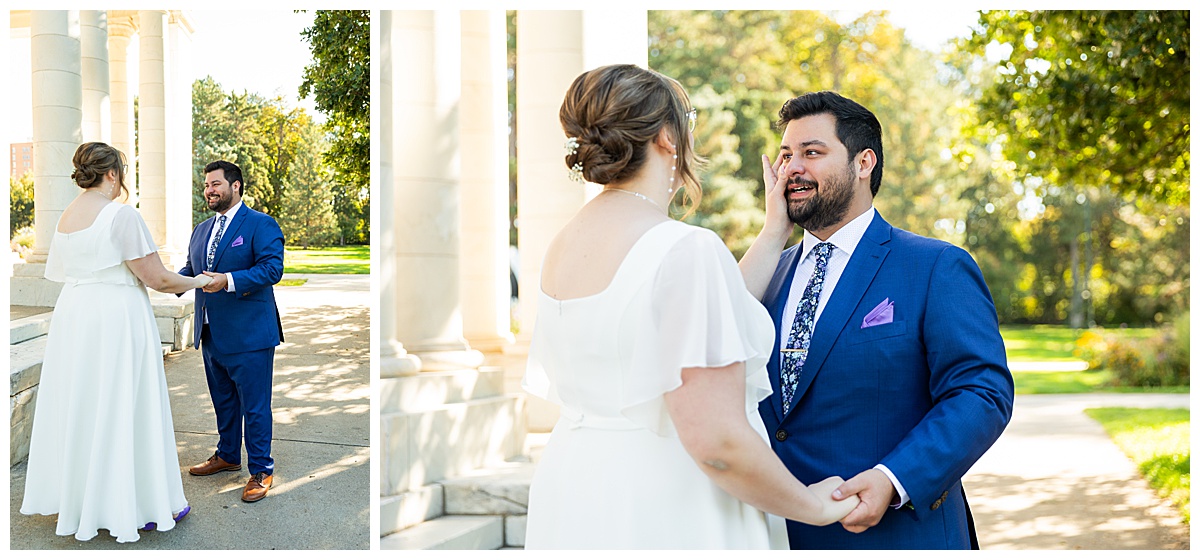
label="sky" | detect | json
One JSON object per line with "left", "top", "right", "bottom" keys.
{"left": 7, "top": 9, "right": 321, "bottom": 144}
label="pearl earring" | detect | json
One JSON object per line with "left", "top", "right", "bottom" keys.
{"left": 668, "top": 145, "right": 677, "bottom": 194}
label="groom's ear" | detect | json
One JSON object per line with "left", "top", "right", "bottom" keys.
{"left": 855, "top": 149, "right": 877, "bottom": 180}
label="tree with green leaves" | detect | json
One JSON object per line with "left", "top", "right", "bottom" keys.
{"left": 279, "top": 122, "right": 340, "bottom": 248}
{"left": 299, "top": 9, "right": 370, "bottom": 245}
{"left": 958, "top": 10, "right": 1189, "bottom": 206}
{"left": 953, "top": 10, "right": 1190, "bottom": 326}
{"left": 9, "top": 171, "right": 35, "bottom": 235}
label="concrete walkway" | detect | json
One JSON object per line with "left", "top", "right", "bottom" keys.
{"left": 10, "top": 274, "right": 369, "bottom": 550}
{"left": 965, "top": 393, "right": 1191, "bottom": 549}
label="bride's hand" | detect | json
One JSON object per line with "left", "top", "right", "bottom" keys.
{"left": 761, "top": 153, "right": 792, "bottom": 240}
{"left": 809, "top": 476, "right": 860, "bottom": 525}
{"left": 193, "top": 274, "right": 213, "bottom": 288}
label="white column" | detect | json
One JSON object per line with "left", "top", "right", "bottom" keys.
{"left": 29, "top": 10, "right": 83, "bottom": 264}
{"left": 514, "top": 10, "right": 649, "bottom": 344}
{"left": 459, "top": 10, "right": 514, "bottom": 352}
{"left": 393, "top": 11, "right": 482, "bottom": 371}
{"left": 377, "top": 11, "right": 422, "bottom": 376}
{"left": 79, "top": 10, "right": 110, "bottom": 143}
{"left": 163, "top": 11, "right": 193, "bottom": 266}
{"left": 138, "top": 11, "right": 170, "bottom": 255}
{"left": 107, "top": 11, "right": 136, "bottom": 204}
{"left": 514, "top": 11, "right": 587, "bottom": 343}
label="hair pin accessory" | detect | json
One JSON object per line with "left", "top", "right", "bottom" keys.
{"left": 568, "top": 162, "right": 585, "bottom": 184}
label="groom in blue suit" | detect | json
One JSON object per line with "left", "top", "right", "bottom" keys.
{"left": 742, "top": 92, "right": 1013, "bottom": 549}
{"left": 179, "top": 160, "right": 285, "bottom": 503}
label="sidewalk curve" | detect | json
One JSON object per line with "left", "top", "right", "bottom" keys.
{"left": 965, "top": 393, "right": 1190, "bottom": 550}
{"left": 10, "top": 274, "right": 369, "bottom": 550}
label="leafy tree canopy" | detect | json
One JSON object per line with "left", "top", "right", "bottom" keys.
{"left": 959, "top": 10, "right": 1189, "bottom": 205}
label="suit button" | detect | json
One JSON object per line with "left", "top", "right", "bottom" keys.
{"left": 930, "top": 491, "right": 949, "bottom": 510}
{"left": 775, "top": 429, "right": 788, "bottom": 442}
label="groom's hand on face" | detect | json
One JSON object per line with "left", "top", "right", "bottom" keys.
{"left": 831, "top": 468, "right": 897, "bottom": 533}
{"left": 202, "top": 271, "right": 228, "bottom": 293}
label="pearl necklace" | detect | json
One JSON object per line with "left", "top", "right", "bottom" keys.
{"left": 607, "top": 188, "right": 664, "bottom": 213}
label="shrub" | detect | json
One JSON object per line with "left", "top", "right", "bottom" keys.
{"left": 10, "top": 226, "right": 35, "bottom": 261}
{"left": 1104, "top": 312, "right": 1190, "bottom": 388}
{"left": 1074, "top": 329, "right": 1109, "bottom": 370}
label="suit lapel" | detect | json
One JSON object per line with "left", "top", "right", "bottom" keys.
{"left": 211, "top": 207, "right": 251, "bottom": 271}
{"left": 765, "top": 245, "right": 803, "bottom": 424}
{"left": 787, "top": 213, "right": 893, "bottom": 414}
{"left": 197, "top": 217, "right": 216, "bottom": 271}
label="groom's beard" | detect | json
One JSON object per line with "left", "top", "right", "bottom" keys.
{"left": 786, "top": 165, "right": 856, "bottom": 233}
{"left": 207, "top": 190, "right": 234, "bottom": 213}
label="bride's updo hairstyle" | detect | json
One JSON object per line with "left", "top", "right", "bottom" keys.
{"left": 71, "top": 142, "right": 128, "bottom": 198}
{"left": 560, "top": 64, "right": 704, "bottom": 217}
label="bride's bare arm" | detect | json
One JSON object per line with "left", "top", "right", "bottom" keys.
{"left": 663, "top": 362, "right": 859, "bottom": 526}
{"left": 127, "top": 252, "right": 211, "bottom": 293}
{"left": 739, "top": 154, "right": 794, "bottom": 300}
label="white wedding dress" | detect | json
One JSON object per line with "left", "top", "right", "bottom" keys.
{"left": 21, "top": 202, "right": 188, "bottom": 543}
{"left": 522, "top": 220, "right": 787, "bottom": 549}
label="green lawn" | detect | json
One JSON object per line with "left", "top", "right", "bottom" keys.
{"left": 1085, "top": 407, "right": 1191, "bottom": 524}
{"left": 1000, "top": 324, "right": 1158, "bottom": 361}
{"left": 283, "top": 245, "right": 369, "bottom": 274}
{"left": 1001, "top": 325, "right": 1181, "bottom": 394}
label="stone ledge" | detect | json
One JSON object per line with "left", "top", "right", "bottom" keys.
{"left": 10, "top": 312, "right": 52, "bottom": 345}
{"left": 148, "top": 290, "right": 194, "bottom": 318}
{"left": 443, "top": 462, "right": 534, "bottom": 516}
{"left": 380, "top": 515, "right": 503, "bottom": 550}
{"left": 379, "top": 366, "right": 506, "bottom": 413}
{"left": 382, "top": 395, "right": 527, "bottom": 491}
{"left": 504, "top": 515, "right": 527, "bottom": 548}
{"left": 9, "top": 337, "right": 47, "bottom": 396}
{"left": 10, "top": 383, "right": 38, "bottom": 467}
{"left": 380, "top": 484, "right": 444, "bottom": 536}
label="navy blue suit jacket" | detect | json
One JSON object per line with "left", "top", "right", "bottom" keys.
{"left": 179, "top": 205, "right": 284, "bottom": 354}
{"left": 760, "top": 212, "right": 1013, "bottom": 549}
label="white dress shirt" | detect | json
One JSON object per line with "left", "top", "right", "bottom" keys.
{"left": 205, "top": 201, "right": 241, "bottom": 294}
{"left": 778, "top": 206, "right": 912, "bottom": 508}
{"left": 202, "top": 202, "right": 241, "bottom": 325}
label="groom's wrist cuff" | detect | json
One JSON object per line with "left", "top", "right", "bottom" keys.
{"left": 873, "top": 464, "right": 910, "bottom": 509}
{"left": 225, "top": 273, "right": 236, "bottom": 292}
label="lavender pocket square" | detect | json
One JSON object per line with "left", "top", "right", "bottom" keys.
{"left": 230, "top": 236, "right": 244, "bottom": 248}
{"left": 861, "top": 298, "right": 893, "bottom": 328}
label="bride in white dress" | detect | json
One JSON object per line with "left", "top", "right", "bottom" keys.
{"left": 20, "top": 142, "right": 213, "bottom": 543}
{"left": 522, "top": 65, "right": 859, "bottom": 549}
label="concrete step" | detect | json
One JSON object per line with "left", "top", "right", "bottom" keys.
{"left": 10, "top": 311, "right": 52, "bottom": 344}
{"left": 379, "top": 366, "right": 506, "bottom": 413}
{"left": 443, "top": 462, "right": 534, "bottom": 515}
{"left": 381, "top": 394, "right": 527, "bottom": 495}
{"left": 379, "top": 484, "right": 444, "bottom": 536}
{"left": 443, "top": 462, "right": 534, "bottom": 548}
{"left": 380, "top": 515, "right": 503, "bottom": 550}
{"left": 10, "top": 335, "right": 47, "bottom": 396}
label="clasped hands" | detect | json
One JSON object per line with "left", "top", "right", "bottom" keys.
{"left": 193, "top": 271, "right": 228, "bottom": 293}
{"left": 818, "top": 468, "right": 898, "bottom": 532}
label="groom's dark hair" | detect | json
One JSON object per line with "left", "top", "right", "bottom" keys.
{"left": 204, "top": 160, "right": 245, "bottom": 196}
{"left": 777, "top": 91, "right": 884, "bottom": 197}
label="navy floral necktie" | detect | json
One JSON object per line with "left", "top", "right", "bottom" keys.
{"left": 781, "top": 242, "right": 834, "bottom": 415}
{"left": 206, "top": 214, "right": 227, "bottom": 270}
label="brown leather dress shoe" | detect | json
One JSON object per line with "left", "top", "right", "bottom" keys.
{"left": 189, "top": 453, "right": 241, "bottom": 476}
{"left": 242, "top": 472, "right": 273, "bottom": 502}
